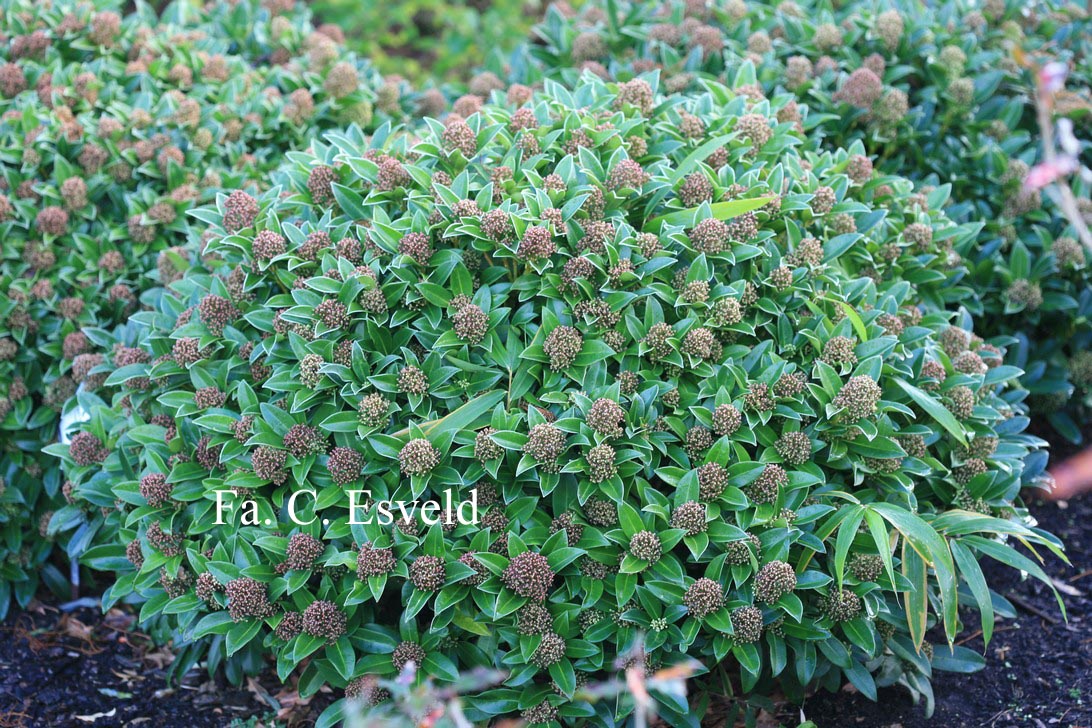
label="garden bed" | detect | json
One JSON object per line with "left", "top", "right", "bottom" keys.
{"left": 0, "top": 606, "right": 330, "bottom": 726}
{"left": 3, "top": 488, "right": 1089, "bottom": 728}
{"left": 801, "top": 492, "right": 1092, "bottom": 728}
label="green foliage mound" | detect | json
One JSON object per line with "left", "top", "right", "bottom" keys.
{"left": 486, "top": 0, "right": 1092, "bottom": 440}
{"left": 57, "top": 75, "right": 1062, "bottom": 724}
{"left": 0, "top": 0, "right": 417, "bottom": 619}
{"left": 310, "top": 0, "right": 539, "bottom": 82}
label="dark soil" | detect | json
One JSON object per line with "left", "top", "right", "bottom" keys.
{"left": 801, "top": 491, "right": 1092, "bottom": 728}
{"left": 0, "top": 605, "right": 303, "bottom": 727}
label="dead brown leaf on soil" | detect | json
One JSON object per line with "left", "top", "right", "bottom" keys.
{"left": 111, "top": 668, "right": 143, "bottom": 684}
{"left": 268, "top": 676, "right": 330, "bottom": 725}
{"left": 59, "top": 615, "right": 95, "bottom": 643}
{"left": 4, "top": 612, "right": 103, "bottom": 657}
{"left": 246, "top": 676, "right": 277, "bottom": 709}
{"left": 0, "top": 709, "right": 30, "bottom": 728}
{"left": 140, "top": 645, "right": 174, "bottom": 670}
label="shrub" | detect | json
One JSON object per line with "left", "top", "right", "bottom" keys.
{"left": 55, "top": 74, "right": 1063, "bottom": 722}
{"left": 501, "top": 0, "right": 1092, "bottom": 440}
{"left": 0, "top": 0, "right": 413, "bottom": 620}
{"left": 309, "top": 0, "right": 536, "bottom": 82}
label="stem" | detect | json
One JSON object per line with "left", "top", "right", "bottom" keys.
{"left": 1033, "top": 73, "right": 1092, "bottom": 251}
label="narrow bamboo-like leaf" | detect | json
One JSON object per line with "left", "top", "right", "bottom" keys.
{"left": 902, "top": 543, "right": 927, "bottom": 649}
{"left": 951, "top": 540, "right": 994, "bottom": 646}
{"left": 963, "top": 535, "right": 1066, "bottom": 618}
{"left": 871, "top": 503, "right": 959, "bottom": 641}
{"left": 933, "top": 511, "right": 1068, "bottom": 563}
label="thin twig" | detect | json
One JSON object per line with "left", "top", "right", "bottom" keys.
{"left": 1068, "top": 568, "right": 1092, "bottom": 582}
{"left": 955, "top": 624, "right": 1018, "bottom": 646}
{"left": 1006, "top": 592, "right": 1060, "bottom": 625}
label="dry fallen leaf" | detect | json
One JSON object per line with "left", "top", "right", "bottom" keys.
{"left": 111, "top": 668, "right": 142, "bottom": 683}
{"left": 274, "top": 682, "right": 318, "bottom": 724}
{"left": 142, "top": 646, "right": 174, "bottom": 670}
{"left": 61, "top": 615, "right": 94, "bottom": 641}
{"left": 754, "top": 708, "right": 782, "bottom": 728}
{"left": 246, "top": 676, "right": 277, "bottom": 709}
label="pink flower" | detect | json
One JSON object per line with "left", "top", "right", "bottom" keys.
{"left": 1025, "top": 158, "right": 1077, "bottom": 190}
{"left": 1039, "top": 62, "right": 1068, "bottom": 94}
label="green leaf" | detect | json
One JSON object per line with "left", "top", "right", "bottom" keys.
{"left": 931, "top": 644, "right": 986, "bottom": 674}
{"left": 260, "top": 402, "right": 297, "bottom": 436}
{"left": 319, "top": 411, "right": 359, "bottom": 433}
{"left": 842, "top": 618, "right": 876, "bottom": 656}
{"left": 831, "top": 299, "right": 868, "bottom": 342}
{"left": 390, "top": 390, "right": 505, "bottom": 439}
{"left": 327, "top": 637, "right": 355, "bottom": 681}
{"left": 844, "top": 661, "right": 877, "bottom": 700}
{"left": 617, "top": 501, "right": 644, "bottom": 537}
{"left": 963, "top": 536, "right": 1065, "bottom": 618}
{"left": 863, "top": 510, "right": 897, "bottom": 589}
{"left": 104, "top": 363, "right": 150, "bottom": 387}
{"left": 821, "top": 233, "right": 861, "bottom": 263}
{"left": 549, "top": 660, "right": 576, "bottom": 696}
{"left": 834, "top": 505, "right": 864, "bottom": 588}
{"left": 902, "top": 543, "right": 928, "bottom": 649}
{"left": 926, "top": 184, "right": 951, "bottom": 210}
{"left": 732, "top": 643, "right": 762, "bottom": 678}
{"left": 316, "top": 700, "right": 345, "bottom": 728}
{"left": 893, "top": 379, "right": 967, "bottom": 447}
{"left": 226, "top": 619, "right": 263, "bottom": 656}
{"left": 644, "top": 196, "right": 774, "bottom": 231}
{"left": 192, "top": 610, "right": 234, "bottom": 639}
{"left": 951, "top": 541, "right": 994, "bottom": 646}
{"left": 331, "top": 183, "right": 367, "bottom": 219}
{"left": 871, "top": 503, "right": 959, "bottom": 641}
{"left": 668, "top": 134, "right": 734, "bottom": 184}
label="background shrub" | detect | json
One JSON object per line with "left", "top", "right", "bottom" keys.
{"left": 309, "top": 0, "right": 546, "bottom": 82}
{"left": 58, "top": 75, "right": 1062, "bottom": 724}
{"left": 0, "top": 0, "right": 417, "bottom": 620}
{"left": 480, "top": 0, "right": 1092, "bottom": 440}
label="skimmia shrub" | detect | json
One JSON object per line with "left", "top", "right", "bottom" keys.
{"left": 56, "top": 76, "right": 1062, "bottom": 724}
{"left": 496, "top": 0, "right": 1092, "bottom": 439}
{"left": 309, "top": 0, "right": 537, "bottom": 82}
{"left": 0, "top": 0, "right": 413, "bottom": 619}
